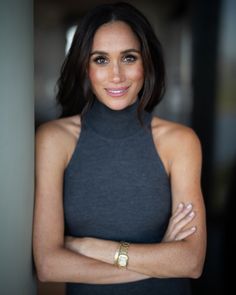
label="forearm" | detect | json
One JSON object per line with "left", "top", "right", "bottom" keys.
{"left": 127, "top": 240, "right": 202, "bottom": 278}
{"left": 35, "top": 246, "right": 149, "bottom": 284}
{"left": 76, "top": 237, "right": 205, "bottom": 279}
{"left": 63, "top": 203, "right": 205, "bottom": 280}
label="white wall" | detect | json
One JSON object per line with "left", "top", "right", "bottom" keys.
{"left": 0, "top": 0, "right": 36, "bottom": 294}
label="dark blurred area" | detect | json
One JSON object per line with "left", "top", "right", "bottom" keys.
{"left": 34, "top": 0, "right": 236, "bottom": 294}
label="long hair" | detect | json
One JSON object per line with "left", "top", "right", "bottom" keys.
{"left": 56, "top": 2, "right": 165, "bottom": 121}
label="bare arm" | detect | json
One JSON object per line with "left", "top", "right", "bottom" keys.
{"left": 64, "top": 126, "right": 206, "bottom": 279}
{"left": 33, "top": 120, "right": 148, "bottom": 284}
{"left": 128, "top": 126, "right": 206, "bottom": 278}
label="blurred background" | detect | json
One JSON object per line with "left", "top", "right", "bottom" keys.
{"left": 34, "top": 0, "right": 236, "bottom": 294}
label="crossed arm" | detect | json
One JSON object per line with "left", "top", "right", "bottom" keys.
{"left": 65, "top": 202, "right": 200, "bottom": 279}
{"left": 33, "top": 121, "right": 206, "bottom": 284}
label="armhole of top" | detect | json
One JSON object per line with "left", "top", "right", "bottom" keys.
{"left": 149, "top": 116, "right": 170, "bottom": 179}
{"left": 63, "top": 120, "right": 83, "bottom": 175}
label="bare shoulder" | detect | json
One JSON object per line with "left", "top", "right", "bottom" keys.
{"left": 151, "top": 116, "right": 202, "bottom": 172}
{"left": 151, "top": 116, "right": 201, "bottom": 148}
{"left": 36, "top": 115, "right": 81, "bottom": 142}
{"left": 36, "top": 115, "right": 81, "bottom": 167}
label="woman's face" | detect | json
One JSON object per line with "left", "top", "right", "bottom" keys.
{"left": 88, "top": 21, "right": 144, "bottom": 110}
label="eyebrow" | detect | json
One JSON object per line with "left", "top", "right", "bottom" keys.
{"left": 90, "top": 48, "right": 141, "bottom": 56}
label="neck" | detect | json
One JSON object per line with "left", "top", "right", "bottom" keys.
{"left": 84, "top": 98, "right": 150, "bottom": 139}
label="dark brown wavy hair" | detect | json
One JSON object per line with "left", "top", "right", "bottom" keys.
{"left": 56, "top": 2, "right": 165, "bottom": 121}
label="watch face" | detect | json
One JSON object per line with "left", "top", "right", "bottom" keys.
{"left": 118, "top": 254, "right": 128, "bottom": 267}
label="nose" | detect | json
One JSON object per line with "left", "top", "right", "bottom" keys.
{"left": 110, "top": 62, "right": 125, "bottom": 83}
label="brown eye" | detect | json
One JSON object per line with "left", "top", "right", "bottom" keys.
{"left": 123, "top": 54, "right": 137, "bottom": 63}
{"left": 93, "top": 56, "right": 109, "bottom": 65}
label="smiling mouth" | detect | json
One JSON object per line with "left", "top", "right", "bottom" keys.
{"left": 105, "top": 87, "right": 130, "bottom": 97}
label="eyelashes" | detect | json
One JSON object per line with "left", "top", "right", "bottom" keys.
{"left": 93, "top": 56, "right": 108, "bottom": 65}
{"left": 92, "top": 54, "right": 138, "bottom": 65}
{"left": 123, "top": 55, "right": 138, "bottom": 63}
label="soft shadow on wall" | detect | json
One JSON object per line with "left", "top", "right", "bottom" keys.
{"left": 34, "top": 0, "right": 236, "bottom": 294}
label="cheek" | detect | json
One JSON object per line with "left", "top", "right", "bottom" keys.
{"left": 88, "top": 67, "right": 107, "bottom": 85}
{"left": 127, "top": 65, "right": 144, "bottom": 82}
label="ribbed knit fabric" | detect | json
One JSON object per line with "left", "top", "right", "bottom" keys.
{"left": 63, "top": 99, "right": 191, "bottom": 295}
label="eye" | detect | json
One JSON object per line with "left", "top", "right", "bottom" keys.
{"left": 92, "top": 56, "right": 109, "bottom": 65}
{"left": 122, "top": 54, "right": 137, "bottom": 63}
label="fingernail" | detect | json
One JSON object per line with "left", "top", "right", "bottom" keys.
{"left": 191, "top": 226, "right": 196, "bottom": 231}
{"left": 189, "top": 211, "right": 195, "bottom": 217}
{"left": 186, "top": 203, "right": 192, "bottom": 209}
{"left": 178, "top": 203, "right": 184, "bottom": 208}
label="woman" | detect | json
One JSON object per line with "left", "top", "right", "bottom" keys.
{"left": 33, "top": 2, "right": 206, "bottom": 295}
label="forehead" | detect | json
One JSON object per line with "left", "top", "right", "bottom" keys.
{"left": 91, "top": 21, "right": 140, "bottom": 51}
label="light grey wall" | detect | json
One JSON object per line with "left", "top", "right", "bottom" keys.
{"left": 0, "top": 0, "right": 36, "bottom": 294}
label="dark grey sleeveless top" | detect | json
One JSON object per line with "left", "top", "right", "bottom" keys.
{"left": 63, "top": 99, "right": 191, "bottom": 295}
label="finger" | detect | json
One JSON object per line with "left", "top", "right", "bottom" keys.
{"left": 175, "top": 226, "right": 197, "bottom": 241}
{"left": 167, "top": 203, "right": 188, "bottom": 233}
{"left": 172, "top": 203, "right": 193, "bottom": 224}
{"left": 172, "top": 202, "right": 185, "bottom": 218}
{"left": 171, "top": 211, "right": 195, "bottom": 237}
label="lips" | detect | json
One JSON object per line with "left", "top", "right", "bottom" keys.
{"left": 105, "top": 86, "right": 129, "bottom": 97}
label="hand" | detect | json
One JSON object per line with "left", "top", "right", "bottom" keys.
{"left": 65, "top": 236, "right": 118, "bottom": 264}
{"left": 65, "top": 236, "right": 84, "bottom": 253}
{"left": 162, "top": 203, "right": 196, "bottom": 242}
{"left": 64, "top": 236, "right": 99, "bottom": 258}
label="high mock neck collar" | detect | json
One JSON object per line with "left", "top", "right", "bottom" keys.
{"left": 84, "top": 99, "right": 151, "bottom": 139}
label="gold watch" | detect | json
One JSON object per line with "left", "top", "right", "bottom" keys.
{"left": 114, "top": 241, "right": 130, "bottom": 268}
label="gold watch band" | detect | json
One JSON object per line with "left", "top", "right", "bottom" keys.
{"left": 114, "top": 241, "right": 130, "bottom": 268}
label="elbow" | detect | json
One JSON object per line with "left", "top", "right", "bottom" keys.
{"left": 34, "top": 255, "right": 56, "bottom": 282}
{"left": 185, "top": 240, "right": 206, "bottom": 279}
{"left": 35, "top": 260, "right": 51, "bottom": 282}
{"left": 37, "top": 263, "right": 54, "bottom": 283}
{"left": 34, "top": 244, "right": 67, "bottom": 282}
{"left": 189, "top": 268, "right": 202, "bottom": 279}
{"left": 188, "top": 256, "right": 205, "bottom": 279}
{"left": 37, "top": 270, "right": 48, "bottom": 283}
